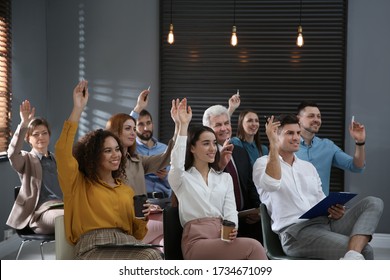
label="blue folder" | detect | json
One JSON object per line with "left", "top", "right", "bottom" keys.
{"left": 299, "top": 192, "right": 357, "bottom": 219}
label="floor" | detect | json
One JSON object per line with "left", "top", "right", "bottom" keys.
{"left": 1, "top": 233, "right": 390, "bottom": 260}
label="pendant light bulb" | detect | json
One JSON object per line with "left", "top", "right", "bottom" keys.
{"left": 168, "top": 23, "right": 174, "bottom": 44}
{"left": 296, "top": 25, "right": 304, "bottom": 47}
{"left": 231, "top": 25, "right": 237, "bottom": 47}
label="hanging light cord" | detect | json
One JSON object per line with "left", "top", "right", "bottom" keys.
{"left": 299, "top": 0, "right": 302, "bottom": 26}
{"left": 233, "top": 0, "right": 236, "bottom": 26}
{"left": 170, "top": 0, "right": 173, "bottom": 24}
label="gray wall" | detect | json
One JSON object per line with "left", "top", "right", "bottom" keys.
{"left": 0, "top": 0, "right": 389, "bottom": 241}
{"left": 345, "top": 0, "right": 390, "bottom": 233}
{"left": 0, "top": 0, "right": 160, "bottom": 240}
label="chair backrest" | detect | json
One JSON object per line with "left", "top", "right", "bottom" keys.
{"left": 163, "top": 206, "right": 183, "bottom": 260}
{"left": 260, "top": 203, "right": 306, "bottom": 260}
{"left": 54, "top": 215, "right": 75, "bottom": 259}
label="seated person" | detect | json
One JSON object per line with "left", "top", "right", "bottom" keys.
{"left": 253, "top": 114, "right": 383, "bottom": 260}
{"left": 227, "top": 93, "right": 268, "bottom": 166}
{"left": 55, "top": 80, "right": 162, "bottom": 260}
{"left": 105, "top": 99, "right": 179, "bottom": 248}
{"left": 135, "top": 109, "right": 172, "bottom": 208}
{"left": 7, "top": 100, "right": 63, "bottom": 234}
{"left": 203, "top": 104, "right": 263, "bottom": 243}
{"left": 168, "top": 98, "right": 267, "bottom": 260}
{"left": 295, "top": 101, "right": 366, "bottom": 195}
{"left": 230, "top": 109, "right": 269, "bottom": 166}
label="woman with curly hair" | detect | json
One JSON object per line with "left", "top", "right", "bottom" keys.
{"left": 55, "top": 80, "right": 162, "bottom": 260}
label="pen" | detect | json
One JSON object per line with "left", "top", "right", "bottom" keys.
{"left": 81, "top": 78, "right": 86, "bottom": 97}
{"left": 144, "top": 85, "right": 151, "bottom": 101}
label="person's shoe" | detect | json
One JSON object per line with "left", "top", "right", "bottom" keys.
{"left": 340, "top": 250, "right": 365, "bottom": 260}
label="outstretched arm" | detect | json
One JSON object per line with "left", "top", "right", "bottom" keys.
{"left": 264, "top": 116, "right": 282, "bottom": 180}
{"left": 167, "top": 98, "right": 192, "bottom": 194}
{"left": 7, "top": 100, "right": 36, "bottom": 171}
{"left": 170, "top": 98, "right": 180, "bottom": 141}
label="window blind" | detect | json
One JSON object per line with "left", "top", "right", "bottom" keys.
{"left": 0, "top": 0, "right": 12, "bottom": 161}
{"left": 160, "top": 0, "right": 347, "bottom": 191}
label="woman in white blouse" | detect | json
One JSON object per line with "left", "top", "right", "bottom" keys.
{"left": 168, "top": 98, "right": 267, "bottom": 260}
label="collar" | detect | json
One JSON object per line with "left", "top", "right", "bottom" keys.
{"left": 31, "top": 149, "right": 52, "bottom": 160}
{"left": 279, "top": 153, "right": 299, "bottom": 166}
{"left": 127, "top": 152, "right": 140, "bottom": 162}
{"left": 300, "top": 136, "right": 316, "bottom": 147}
{"left": 136, "top": 137, "right": 158, "bottom": 148}
{"left": 188, "top": 166, "right": 218, "bottom": 175}
{"left": 98, "top": 177, "right": 121, "bottom": 188}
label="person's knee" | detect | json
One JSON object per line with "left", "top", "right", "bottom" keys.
{"left": 242, "top": 238, "right": 267, "bottom": 259}
{"left": 364, "top": 196, "right": 384, "bottom": 214}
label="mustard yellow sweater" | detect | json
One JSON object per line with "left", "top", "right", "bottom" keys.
{"left": 55, "top": 121, "right": 147, "bottom": 244}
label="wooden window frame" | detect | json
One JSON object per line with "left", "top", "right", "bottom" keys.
{"left": 0, "top": 0, "right": 12, "bottom": 161}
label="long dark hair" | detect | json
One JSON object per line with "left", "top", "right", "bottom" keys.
{"left": 184, "top": 125, "right": 221, "bottom": 171}
{"left": 73, "top": 129, "right": 127, "bottom": 184}
{"left": 236, "top": 109, "right": 264, "bottom": 156}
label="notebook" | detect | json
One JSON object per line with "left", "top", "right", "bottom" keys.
{"left": 299, "top": 192, "right": 357, "bottom": 219}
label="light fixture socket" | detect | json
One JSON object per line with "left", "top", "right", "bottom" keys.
{"left": 169, "top": 23, "right": 174, "bottom": 32}
{"left": 296, "top": 25, "right": 304, "bottom": 47}
{"left": 232, "top": 25, "right": 237, "bottom": 33}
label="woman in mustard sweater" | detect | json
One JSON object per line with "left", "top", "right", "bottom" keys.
{"left": 55, "top": 80, "right": 162, "bottom": 260}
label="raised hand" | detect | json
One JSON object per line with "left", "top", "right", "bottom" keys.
{"left": 68, "top": 80, "right": 89, "bottom": 123}
{"left": 178, "top": 98, "right": 192, "bottom": 125}
{"left": 19, "top": 100, "right": 35, "bottom": 127}
{"left": 171, "top": 98, "right": 180, "bottom": 124}
{"left": 349, "top": 120, "right": 366, "bottom": 144}
{"left": 219, "top": 138, "right": 234, "bottom": 170}
{"left": 73, "top": 80, "right": 89, "bottom": 110}
{"left": 265, "top": 116, "right": 280, "bottom": 149}
{"left": 133, "top": 89, "right": 150, "bottom": 113}
{"left": 228, "top": 93, "right": 241, "bottom": 116}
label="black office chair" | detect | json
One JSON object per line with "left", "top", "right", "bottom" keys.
{"left": 260, "top": 203, "right": 308, "bottom": 260}
{"left": 14, "top": 186, "right": 55, "bottom": 260}
{"left": 162, "top": 206, "right": 183, "bottom": 260}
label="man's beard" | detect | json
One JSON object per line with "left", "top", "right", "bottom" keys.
{"left": 137, "top": 130, "right": 153, "bottom": 141}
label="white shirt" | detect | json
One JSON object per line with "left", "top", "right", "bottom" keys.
{"left": 168, "top": 136, "right": 238, "bottom": 227}
{"left": 253, "top": 154, "right": 325, "bottom": 233}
